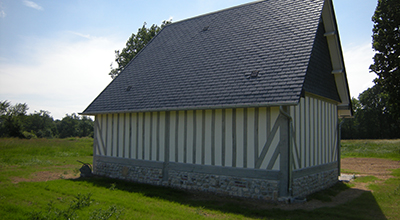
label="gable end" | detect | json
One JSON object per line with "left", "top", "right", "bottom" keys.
{"left": 303, "top": 19, "right": 341, "bottom": 103}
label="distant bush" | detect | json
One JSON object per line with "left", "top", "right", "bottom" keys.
{"left": 22, "top": 131, "right": 37, "bottom": 139}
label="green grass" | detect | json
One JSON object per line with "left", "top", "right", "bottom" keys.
{"left": 353, "top": 176, "right": 380, "bottom": 183}
{"left": 0, "top": 138, "right": 93, "bottom": 184}
{"left": 340, "top": 169, "right": 360, "bottom": 174}
{"left": 2, "top": 176, "right": 396, "bottom": 220}
{"left": 306, "top": 182, "right": 351, "bottom": 202}
{"left": 0, "top": 137, "right": 93, "bottom": 167}
{"left": 0, "top": 138, "right": 399, "bottom": 219}
{"left": 370, "top": 169, "right": 400, "bottom": 218}
{"left": 341, "top": 139, "right": 400, "bottom": 160}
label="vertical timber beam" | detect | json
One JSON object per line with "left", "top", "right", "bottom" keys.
{"left": 338, "top": 118, "right": 345, "bottom": 177}
{"left": 232, "top": 109, "right": 237, "bottom": 167}
{"left": 279, "top": 106, "right": 290, "bottom": 198}
{"left": 93, "top": 116, "right": 98, "bottom": 156}
{"left": 93, "top": 115, "right": 98, "bottom": 173}
{"left": 162, "top": 111, "right": 170, "bottom": 181}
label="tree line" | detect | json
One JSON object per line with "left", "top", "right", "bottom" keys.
{"left": 342, "top": 0, "right": 400, "bottom": 139}
{"left": 341, "top": 84, "right": 400, "bottom": 139}
{"left": 0, "top": 100, "right": 93, "bottom": 139}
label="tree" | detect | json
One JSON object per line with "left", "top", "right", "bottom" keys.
{"left": 109, "top": 20, "right": 171, "bottom": 79}
{"left": 369, "top": 0, "right": 400, "bottom": 119}
{"left": 357, "top": 85, "right": 391, "bottom": 138}
{"left": 56, "top": 114, "right": 94, "bottom": 138}
{"left": 57, "top": 113, "right": 80, "bottom": 138}
{"left": 341, "top": 85, "right": 400, "bottom": 139}
{"left": 0, "top": 101, "right": 29, "bottom": 138}
{"left": 341, "top": 97, "right": 361, "bottom": 139}
{"left": 78, "top": 116, "right": 94, "bottom": 138}
{"left": 25, "top": 110, "right": 56, "bottom": 138}
{"left": 0, "top": 100, "right": 10, "bottom": 115}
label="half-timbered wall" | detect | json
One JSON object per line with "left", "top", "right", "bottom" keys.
{"left": 290, "top": 95, "right": 338, "bottom": 170}
{"left": 94, "top": 95, "right": 339, "bottom": 172}
{"left": 94, "top": 107, "right": 283, "bottom": 171}
{"left": 93, "top": 97, "right": 339, "bottom": 200}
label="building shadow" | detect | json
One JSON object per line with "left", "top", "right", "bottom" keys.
{"left": 69, "top": 177, "right": 387, "bottom": 220}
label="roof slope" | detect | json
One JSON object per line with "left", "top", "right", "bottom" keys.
{"left": 83, "top": 0, "right": 332, "bottom": 114}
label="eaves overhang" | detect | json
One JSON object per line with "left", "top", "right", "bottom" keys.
{"left": 321, "top": 0, "right": 353, "bottom": 118}
{"left": 80, "top": 101, "right": 299, "bottom": 116}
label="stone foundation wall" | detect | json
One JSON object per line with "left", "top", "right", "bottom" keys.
{"left": 167, "top": 170, "right": 279, "bottom": 200}
{"left": 94, "top": 158, "right": 338, "bottom": 201}
{"left": 292, "top": 168, "right": 338, "bottom": 198}
{"left": 94, "top": 161, "right": 164, "bottom": 186}
{"left": 94, "top": 160, "right": 279, "bottom": 201}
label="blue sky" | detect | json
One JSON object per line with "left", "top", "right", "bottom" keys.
{"left": 0, "top": 0, "right": 378, "bottom": 119}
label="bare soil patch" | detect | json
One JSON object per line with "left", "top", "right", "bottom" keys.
{"left": 11, "top": 165, "right": 80, "bottom": 184}
{"left": 12, "top": 171, "right": 78, "bottom": 183}
{"left": 341, "top": 157, "right": 400, "bottom": 180}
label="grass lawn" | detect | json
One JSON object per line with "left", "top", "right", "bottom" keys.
{"left": 341, "top": 139, "right": 400, "bottom": 160}
{"left": 0, "top": 138, "right": 399, "bottom": 219}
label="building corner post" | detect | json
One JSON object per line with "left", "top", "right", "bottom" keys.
{"left": 92, "top": 115, "right": 98, "bottom": 174}
{"left": 279, "top": 106, "right": 293, "bottom": 198}
{"left": 338, "top": 118, "right": 345, "bottom": 177}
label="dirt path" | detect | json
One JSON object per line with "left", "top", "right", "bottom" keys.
{"left": 341, "top": 157, "right": 400, "bottom": 180}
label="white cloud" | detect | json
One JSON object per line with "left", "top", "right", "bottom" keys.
{"left": 0, "top": 32, "right": 124, "bottom": 119}
{"left": 343, "top": 42, "right": 376, "bottom": 98}
{"left": 160, "top": 16, "right": 173, "bottom": 26}
{"left": 68, "top": 31, "right": 92, "bottom": 39}
{"left": 0, "top": 2, "right": 6, "bottom": 18}
{"left": 23, "top": 0, "right": 43, "bottom": 11}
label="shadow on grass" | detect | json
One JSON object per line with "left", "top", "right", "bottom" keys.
{"left": 69, "top": 176, "right": 387, "bottom": 220}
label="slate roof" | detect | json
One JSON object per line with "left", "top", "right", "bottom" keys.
{"left": 82, "top": 0, "right": 340, "bottom": 115}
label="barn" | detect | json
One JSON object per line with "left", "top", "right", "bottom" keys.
{"left": 81, "top": 0, "right": 352, "bottom": 201}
